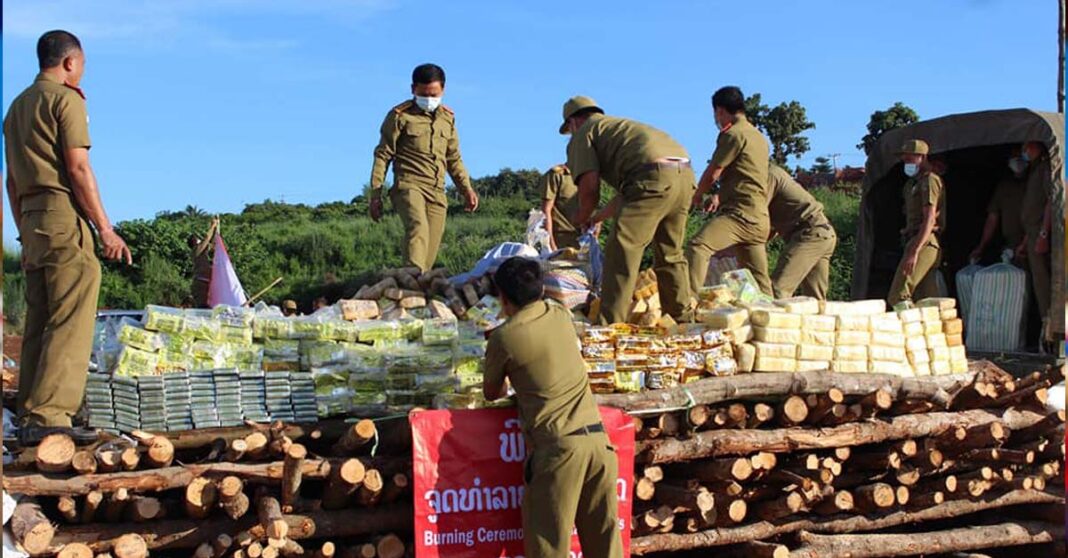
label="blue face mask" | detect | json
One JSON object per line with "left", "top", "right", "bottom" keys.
{"left": 1020, "top": 151, "right": 1031, "bottom": 163}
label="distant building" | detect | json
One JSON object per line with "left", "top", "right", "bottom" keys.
{"left": 794, "top": 166, "right": 865, "bottom": 189}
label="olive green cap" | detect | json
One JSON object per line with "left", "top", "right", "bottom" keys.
{"left": 560, "top": 95, "right": 604, "bottom": 134}
{"left": 898, "top": 139, "right": 930, "bottom": 155}
{"left": 283, "top": 299, "right": 297, "bottom": 310}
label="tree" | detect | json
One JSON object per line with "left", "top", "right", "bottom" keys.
{"left": 857, "top": 102, "right": 920, "bottom": 154}
{"left": 183, "top": 205, "right": 207, "bottom": 219}
{"left": 744, "top": 94, "right": 816, "bottom": 165}
{"left": 810, "top": 156, "right": 833, "bottom": 174}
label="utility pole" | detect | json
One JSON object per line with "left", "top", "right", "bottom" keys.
{"left": 830, "top": 153, "right": 842, "bottom": 174}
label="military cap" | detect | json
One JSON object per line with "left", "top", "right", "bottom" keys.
{"left": 560, "top": 96, "right": 604, "bottom": 134}
{"left": 898, "top": 139, "right": 930, "bottom": 155}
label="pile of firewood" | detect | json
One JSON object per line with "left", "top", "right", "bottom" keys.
{"left": 597, "top": 362, "right": 1066, "bottom": 557}
{"left": 4, "top": 417, "right": 415, "bottom": 557}
{"left": 345, "top": 267, "right": 491, "bottom": 321}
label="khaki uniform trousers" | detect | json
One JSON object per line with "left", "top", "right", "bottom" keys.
{"left": 888, "top": 238, "right": 942, "bottom": 306}
{"left": 523, "top": 432, "right": 623, "bottom": 558}
{"left": 390, "top": 183, "right": 447, "bottom": 272}
{"left": 1026, "top": 229, "right": 1051, "bottom": 320}
{"left": 772, "top": 224, "right": 837, "bottom": 300}
{"left": 687, "top": 212, "right": 772, "bottom": 296}
{"left": 17, "top": 199, "right": 101, "bottom": 427}
{"left": 599, "top": 165, "right": 694, "bottom": 325}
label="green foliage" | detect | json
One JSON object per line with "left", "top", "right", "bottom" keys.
{"left": 744, "top": 94, "right": 816, "bottom": 165}
{"left": 810, "top": 156, "right": 833, "bottom": 174}
{"left": 858, "top": 102, "right": 920, "bottom": 154}
{"left": 3, "top": 251, "right": 26, "bottom": 333}
{"left": 1, "top": 168, "right": 863, "bottom": 327}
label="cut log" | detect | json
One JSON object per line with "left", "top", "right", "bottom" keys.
{"left": 36, "top": 433, "right": 76, "bottom": 473}
{"left": 788, "top": 521, "right": 1061, "bottom": 558}
{"left": 214, "top": 534, "right": 234, "bottom": 557}
{"left": 194, "top": 543, "right": 214, "bottom": 558}
{"left": 322, "top": 458, "right": 367, "bottom": 510}
{"left": 816, "top": 404, "right": 849, "bottom": 426}
{"left": 57, "top": 495, "right": 79, "bottom": 523}
{"left": 258, "top": 496, "right": 289, "bottom": 540}
{"left": 893, "top": 440, "right": 918, "bottom": 458}
{"left": 854, "top": 483, "right": 895, "bottom": 513}
{"left": 125, "top": 496, "right": 163, "bottom": 522}
{"left": 778, "top": 395, "right": 809, "bottom": 426}
{"left": 833, "top": 447, "right": 852, "bottom": 462}
{"left": 376, "top": 535, "right": 405, "bottom": 558}
{"left": 245, "top": 432, "right": 270, "bottom": 460}
{"left": 280, "top": 539, "right": 305, "bottom": 557}
{"left": 1010, "top": 410, "right": 1065, "bottom": 443}
{"left": 675, "top": 458, "right": 753, "bottom": 483}
{"left": 103, "top": 488, "right": 130, "bottom": 523}
{"left": 380, "top": 472, "right": 410, "bottom": 504}
{"left": 751, "top": 452, "right": 779, "bottom": 471}
{"left": 842, "top": 450, "right": 901, "bottom": 471}
{"left": 642, "top": 466, "right": 665, "bottom": 483}
{"left": 227, "top": 439, "right": 249, "bottom": 462}
{"left": 754, "top": 492, "right": 804, "bottom": 521}
{"left": 112, "top": 534, "right": 148, "bottom": 558}
{"left": 357, "top": 468, "right": 385, "bottom": 506}
{"left": 892, "top": 399, "right": 937, "bottom": 415}
{"left": 218, "top": 476, "right": 250, "bottom": 520}
{"left": 961, "top": 447, "right": 1035, "bottom": 465}
{"left": 12, "top": 497, "right": 55, "bottom": 556}
{"left": 637, "top": 408, "right": 1047, "bottom": 464}
{"left": 82, "top": 490, "right": 103, "bottom": 524}
{"left": 806, "top": 388, "right": 846, "bottom": 424}
{"left": 688, "top": 405, "right": 711, "bottom": 429}
{"left": 722, "top": 541, "right": 789, "bottom": 558}
{"left": 910, "top": 490, "right": 945, "bottom": 508}
{"left": 131, "top": 430, "right": 175, "bottom": 468}
{"left": 57, "top": 543, "right": 94, "bottom": 558}
{"left": 715, "top": 498, "right": 747, "bottom": 525}
{"left": 634, "top": 505, "right": 676, "bottom": 537}
{"left": 894, "top": 485, "right": 910, "bottom": 506}
{"left": 120, "top": 448, "right": 140, "bottom": 471}
{"left": 748, "top": 403, "right": 776, "bottom": 428}
{"left": 894, "top": 465, "right": 920, "bottom": 486}
{"left": 249, "top": 543, "right": 264, "bottom": 558}
{"left": 269, "top": 435, "right": 294, "bottom": 458}
{"left": 654, "top": 483, "right": 716, "bottom": 516}
{"left": 282, "top": 444, "right": 308, "bottom": 512}
{"left": 627, "top": 488, "right": 1063, "bottom": 555}
{"left": 596, "top": 370, "right": 968, "bottom": 412}
{"left": 812, "top": 490, "right": 854, "bottom": 515}
{"left": 316, "top": 542, "right": 337, "bottom": 558}
{"left": 71, "top": 450, "right": 98, "bottom": 475}
{"left": 858, "top": 388, "right": 894, "bottom": 417}
{"left": 334, "top": 420, "right": 377, "bottom": 455}
{"left": 96, "top": 449, "right": 123, "bottom": 474}
{"left": 185, "top": 477, "right": 218, "bottom": 520}
{"left": 656, "top": 413, "right": 681, "bottom": 437}
{"left": 726, "top": 403, "right": 749, "bottom": 428}
{"left": 636, "top": 477, "right": 657, "bottom": 501}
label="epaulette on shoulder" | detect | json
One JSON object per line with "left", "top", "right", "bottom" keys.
{"left": 440, "top": 104, "right": 455, "bottom": 116}
{"left": 392, "top": 100, "right": 413, "bottom": 113}
{"left": 551, "top": 164, "right": 569, "bottom": 175}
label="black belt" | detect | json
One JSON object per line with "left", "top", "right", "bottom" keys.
{"left": 638, "top": 160, "right": 691, "bottom": 172}
{"left": 567, "top": 423, "right": 605, "bottom": 436}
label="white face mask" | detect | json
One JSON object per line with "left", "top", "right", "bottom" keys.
{"left": 415, "top": 95, "right": 442, "bottom": 112}
{"left": 903, "top": 163, "right": 919, "bottom": 177}
{"left": 1008, "top": 158, "right": 1026, "bottom": 175}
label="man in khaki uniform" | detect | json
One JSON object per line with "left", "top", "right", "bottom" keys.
{"left": 369, "top": 63, "right": 479, "bottom": 272}
{"left": 969, "top": 153, "right": 1026, "bottom": 263}
{"left": 483, "top": 257, "right": 621, "bottom": 558}
{"left": 5, "top": 30, "right": 131, "bottom": 445}
{"left": 1018, "top": 141, "right": 1053, "bottom": 341}
{"left": 540, "top": 164, "right": 582, "bottom": 251}
{"left": 888, "top": 139, "right": 945, "bottom": 305}
{"left": 687, "top": 86, "right": 773, "bottom": 295}
{"left": 188, "top": 217, "right": 219, "bottom": 308}
{"left": 766, "top": 164, "right": 837, "bottom": 299}
{"left": 561, "top": 95, "right": 694, "bottom": 324}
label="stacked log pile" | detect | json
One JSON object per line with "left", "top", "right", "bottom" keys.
{"left": 343, "top": 267, "right": 491, "bottom": 321}
{"left": 4, "top": 417, "right": 416, "bottom": 558}
{"left": 598, "top": 363, "right": 1065, "bottom": 557}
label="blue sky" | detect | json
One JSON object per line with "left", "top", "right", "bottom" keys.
{"left": 2, "top": 0, "right": 1060, "bottom": 247}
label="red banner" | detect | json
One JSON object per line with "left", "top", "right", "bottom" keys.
{"left": 412, "top": 406, "right": 635, "bottom": 558}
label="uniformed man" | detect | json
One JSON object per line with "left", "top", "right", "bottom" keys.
{"left": 189, "top": 217, "right": 219, "bottom": 308}
{"left": 766, "top": 164, "right": 838, "bottom": 299}
{"left": 369, "top": 63, "right": 479, "bottom": 272}
{"left": 483, "top": 257, "right": 622, "bottom": 558}
{"left": 888, "top": 139, "right": 946, "bottom": 305}
{"left": 539, "top": 164, "right": 582, "bottom": 251}
{"left": 969, "top": 152, "right": 1027, "bottom": 263}
{"left": 687, "top": 86, "right": 773, "bottom": 295}
{"left": 5, "top": 30, "right": 132, "bottom": 445}
{"left": 561, "top": 95, "right": 694, "bottom": 324}
{"left": 282, "top": 299, "right": 299, "bottom": 317}
{"left": 1018, "top": 141, "right": 1053, "bottom": 342}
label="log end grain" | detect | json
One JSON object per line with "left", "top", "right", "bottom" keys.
{"left": 36, "top": 433, "right": 76, "bottom": 473}
{"left": 112, "top": 534, "right": 148, "bottom": 558}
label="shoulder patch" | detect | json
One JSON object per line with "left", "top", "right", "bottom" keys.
{"left": 551, "top": 164, "right": 569, "bottom": 175}
{"left": 392, "top": 100, "right": 413, "bottom": 113}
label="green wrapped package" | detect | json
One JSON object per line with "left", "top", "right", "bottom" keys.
{"left": 386, "top": 373, "right": 418, "bottom": 390}
{"left": 185, "top": 316, "right": 222, "bottom": 342}
{"left": 264, "top": 339, "right": 300, "bottom": 358}
{"left": 312, "top": 366, "right": 350, "bottom": 393}
{"left": 231, "top": 344, "right": 264, "bottom": 371}
{"left": 398, "top": 319, "right": 425, "bottom": 341}
{"left": 291, "top": 318, "right": 324, "bottom": 340}
{"left": 416, "top": 374, "right": 459, "bottom": 394}
{"left": 219, "top": 326, "right": 254, "bottom": 346}
{"left": 324, "top": 320, "right": 361, "bottom": 343}
{"left": 254, "top": 316, "right": 295, "bottom": 340}
{"left": 157, "top": 350, "right": 191, "bottom": 373}
{"left": 144, "top": 305, "right": 185, "bottom": 334}
{"left": 720, "top": 269, "right": 774, "bottom": 305}
{"left": 422, "top": 318, "right": 458, "bottom": 346}
{"left": 386, "top": 346, "right": 453, "bottom": 374}
{"left": 115, "top": 346, "right": 160, "bottom": 377}
{"left": 160, "top": 331, "right": 195, "bottom": 353}
{"left": 191, "top": 357, "right": 216, "bottom": 371}
{"left": 301, "top": 341, "right": 346, "bottom": 368}
{"left": 351, "top": 391, "right": 388, "bottom": 406}
{"left": 357, "top": 320, "right": 403, "bottom": 342}
{"left": 350, "top": 373, "right": 387, "bottom": 392}
{"left": 213, "top": 305, "right": 255, "bottom": 327}
{"left": 119, "top": 324, "right": 163, "bottom": 352}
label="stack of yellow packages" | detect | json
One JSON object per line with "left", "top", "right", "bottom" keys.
{"left": 819, "top": 299, "right": 883, "bottom": 373}
{"left": 777, "top": 297, "right": 833, "bottom": 372}
{"left": 750, "top": 307, "right": 803, "bottom": 373}
{"left": 917, "top": 298, "right": 967, "bottom": 374}
{"left": 696, "top": 285, "right": 754, "bottom": 373}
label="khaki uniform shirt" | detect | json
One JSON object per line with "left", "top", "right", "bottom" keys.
{"left": 541, "top": 165, "right": 580, "bottom": 235}
{"left": 986, "top": 176, "right": 1026, "bottom": 248}
{"left": 4, "top": 73, "right": 91, "bottom": 210}
{"left": 767, "top": 164, "right": 827, "bottom": 238}
{"left": 370, "top": 100, "right": 472, "bottom": 200}
{"left": 484, "top": 300, "right": 602, "bottom": 445}
{"left": 566, "top": 113, "right": 689, "bottom": 189}
{"left": 1020, "top": 156, "right": 1050, "bottom": 234}
{"left": 903, "top": 172, "right": 946, "bottom": 243}
{"left": 710, "top": 115, "right": 770, "bottom": 223}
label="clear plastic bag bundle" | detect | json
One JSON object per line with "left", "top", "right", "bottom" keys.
{"left": 213, "top": 305, "right": 255, "bottom": 328}
{"left": 422, "top": 318, "right": 458, "bottom": 346}
{"left": 119, "top": 324, "right": 163, "bottom": 352}
{"left": 720, "top": 269, "right": 773, "bottom": 305}
{"left": 114, "top": 346, "right": 160, "bottom": 377}
{"left": 144, "top": 305, "right": 185, "bottom": 334}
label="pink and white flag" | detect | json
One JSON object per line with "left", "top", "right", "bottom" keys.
{"left": 208, "top": 233, "right": 247, "bottom": 307}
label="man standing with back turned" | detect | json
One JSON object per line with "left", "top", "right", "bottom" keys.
{"left": 561, "top": 95, "right": 694, "bottom": 324}
{"left": 5, "top": 30, "right": 132, "bottom": 445}
{"left": 368, "top": 63, "right": 479, "bottom": 271}
{"left": 484, "top": 257, "right": 622, "bottom": 558}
